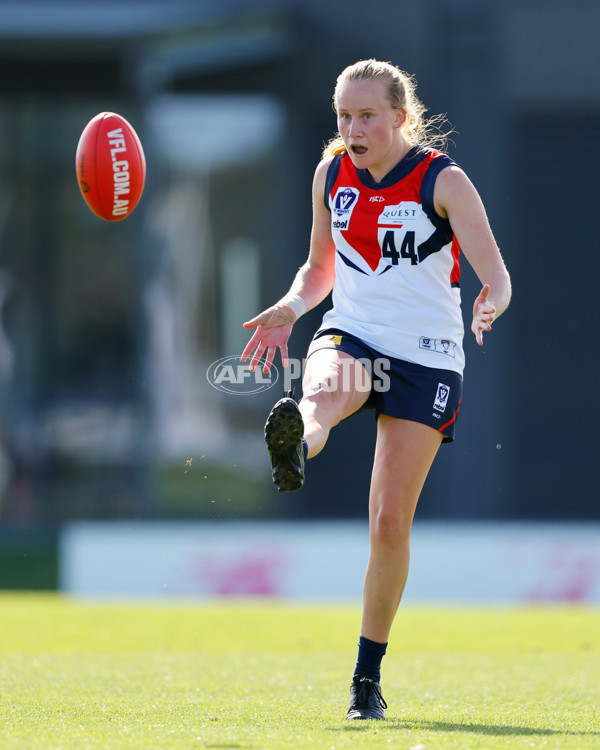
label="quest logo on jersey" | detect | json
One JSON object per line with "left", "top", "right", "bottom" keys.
{"left": 332, "top": 187, "right": 360, "bottom": 231}
{"left": 378, "top": 201, "right": 419, "bottom": 226}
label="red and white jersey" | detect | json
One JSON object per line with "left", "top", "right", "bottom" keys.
{"left": 319, "top": 147, "right": 465, "bottom": 374}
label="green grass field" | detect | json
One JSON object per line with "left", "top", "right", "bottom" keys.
{"left": 0, "top": 594, "right": 598, "bottom": 749}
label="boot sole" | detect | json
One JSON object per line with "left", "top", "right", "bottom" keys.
{"left": 264, "top": 399, "right": 304, "bottom": 492}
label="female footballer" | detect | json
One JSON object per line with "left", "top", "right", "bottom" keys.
{"left": 242, "top": 58, "right": 511, "bottom": 720}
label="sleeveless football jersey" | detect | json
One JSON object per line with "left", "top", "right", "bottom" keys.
{"left": 318, "top": 147, "right": 465, "bottom": 375}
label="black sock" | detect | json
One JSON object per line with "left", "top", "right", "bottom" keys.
{"left": 353, "top": 635, "right": 387, "bottom": 682}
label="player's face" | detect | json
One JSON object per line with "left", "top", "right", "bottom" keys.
{"left": 336, "top": 79, "right": 406, "bottom": 181}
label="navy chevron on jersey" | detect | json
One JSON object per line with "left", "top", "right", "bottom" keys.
{"left": 319, "top": 147, "right": 465, "bottom": 374}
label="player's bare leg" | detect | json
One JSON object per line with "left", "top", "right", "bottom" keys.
{"left": 345, "top": 417, "right": 442, "bottom": 719}
{"left": 362, "top": 417, "right": 442, "bottom": 642}
{"left": 300, "top": 348, "right": 371, "bottom": 457}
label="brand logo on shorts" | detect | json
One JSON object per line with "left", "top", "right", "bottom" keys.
{"left": 433, "top": 383, "right": 450, "bottom": 413}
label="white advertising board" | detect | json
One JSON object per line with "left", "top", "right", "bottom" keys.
{"left": 60, "top": 521, "right": 600, "bottom": 603}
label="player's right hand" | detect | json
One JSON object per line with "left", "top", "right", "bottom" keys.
{"left": 241, "top": 306, "right": 294, "bottom": 372}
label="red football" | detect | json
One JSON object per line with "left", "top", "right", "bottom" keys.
{"left": 75, "top": 111, "right": 146, "bottom": 221}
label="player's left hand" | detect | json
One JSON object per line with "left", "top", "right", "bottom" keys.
{"left": 472, "top": 283, "right": 496, "bottom": 346}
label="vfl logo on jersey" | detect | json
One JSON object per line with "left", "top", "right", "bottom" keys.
{"left": 332, "top": 187, "right": 359, "bottom": 231}
{"left": 433, "top": 383, "right": 450, "bottom": 413}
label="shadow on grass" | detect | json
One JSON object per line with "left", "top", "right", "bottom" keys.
{"left": 331, "top": 719, "right": 599, "bottom": 737}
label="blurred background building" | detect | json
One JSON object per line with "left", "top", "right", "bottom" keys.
{"left": 0, "top": 0, "right": 598, "bottom": 587}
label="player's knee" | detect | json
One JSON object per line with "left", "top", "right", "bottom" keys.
{"left": 370, "top": 503, "right": 413, "bottom": 547}
{"left": 301, "top": 381, "right": 345, "bottom": 424}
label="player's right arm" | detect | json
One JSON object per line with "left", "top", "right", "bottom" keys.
{"left": 242, "top": 157, "right": 337, "bottom": 371}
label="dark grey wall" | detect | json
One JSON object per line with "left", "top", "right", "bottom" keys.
{"left": 275, "top": 0, "right": 600, "bottom": 520}
{"left": 0, "top": 0, "right": 598, "bottom": 522}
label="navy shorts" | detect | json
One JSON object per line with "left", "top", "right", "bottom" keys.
{"left": 306, "top": 328, "right": 463, "bottom": 443}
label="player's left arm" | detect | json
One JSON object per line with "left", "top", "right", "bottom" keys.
{"left": 434, "top": 165, "right": 512, "bottom": 346}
